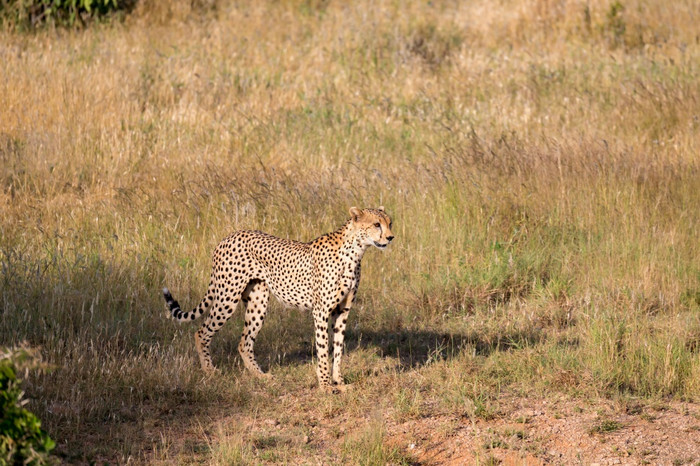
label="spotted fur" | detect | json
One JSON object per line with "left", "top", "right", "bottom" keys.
{"left": 163, "top": 207, "right": 394, "bottom": 390}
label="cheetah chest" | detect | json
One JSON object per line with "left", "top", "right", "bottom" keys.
{"left": 335, "top": 252, "right": 362, "bottom": 303}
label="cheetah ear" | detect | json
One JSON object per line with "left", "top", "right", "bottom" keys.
{"left": 349, "top": 206, "right": 362, "bottom": 222}
{"left": 378, "top": 206, "right": 385, "bottom": 212}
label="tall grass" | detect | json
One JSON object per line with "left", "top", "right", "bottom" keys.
{"left": 1, "top": 0, "right": 699, "bottom": 461}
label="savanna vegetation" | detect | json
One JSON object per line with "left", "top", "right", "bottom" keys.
{"left": 1, "top": 0, "right": 699, "bottom": 463}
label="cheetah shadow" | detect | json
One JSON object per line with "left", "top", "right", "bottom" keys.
{"left": 224, "top": 316, "right": 544, "bottom": 374}
{"left": 343, "top": 326, "right": 544, "bottom": 370}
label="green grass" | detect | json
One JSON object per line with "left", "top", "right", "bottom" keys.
{"left": 589, "top": 419, "right": 624, "bottom": 435}
{"left": 341, "top": 419, "right": 412, "bottom": 466}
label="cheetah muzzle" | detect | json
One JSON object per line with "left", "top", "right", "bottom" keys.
{"left": 163, "top": 206, "right": 394, "bottom": 390}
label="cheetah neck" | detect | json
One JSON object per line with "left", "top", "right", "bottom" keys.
{"left": 339, "top": 222, "right": 369, "bottom": 263}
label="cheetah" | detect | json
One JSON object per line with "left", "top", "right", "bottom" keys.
{"left": 163, "top": 207, "right": 394, "bottom": 390}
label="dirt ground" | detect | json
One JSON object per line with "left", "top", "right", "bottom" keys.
{"left": 386, "top": 396, "right": 700, "bottom": 465}
{"left": 181, "top": 389, "right": 700, "bottom": 465}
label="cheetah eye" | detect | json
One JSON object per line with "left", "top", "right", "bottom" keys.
{"left": 374, "top": 222, "right": 381, "bottom": 228}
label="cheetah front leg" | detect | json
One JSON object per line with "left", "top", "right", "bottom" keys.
{"left": 330, "top": 289, "right": 355, "bottom": 388}
{"left": 313, "top": 306, "right": 334, "bottom": 390}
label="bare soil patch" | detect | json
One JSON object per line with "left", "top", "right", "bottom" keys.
{"left": 387, "top": 396, "right": 700, "bottom": 465}
{"left": 142, "top": 383, "right": 700, "bottom": 465}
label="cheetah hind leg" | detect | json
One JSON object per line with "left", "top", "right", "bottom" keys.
{"left": 238, "top": 280, "right": 271, "bottom": 378}
{"left": 195, "top": 329, "right": 219, "bottom": 374}
{"left": 194, "top": 278, "right": 247, "bottom": 373}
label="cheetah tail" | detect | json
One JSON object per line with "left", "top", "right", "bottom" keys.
{"left": 163, "top": 287, "right": 212, "bottom": 322}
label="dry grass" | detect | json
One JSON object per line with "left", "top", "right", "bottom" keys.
{"left": 1, "top": 0, "right": 699, "bottom": 462}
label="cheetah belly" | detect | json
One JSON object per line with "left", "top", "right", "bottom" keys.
{"left": 267, "top": 281, "right": 312, "bottom": 310}
{"left": 263, "top": 262, "right": 314, "bottom": 311}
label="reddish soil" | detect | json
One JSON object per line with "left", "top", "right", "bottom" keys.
{"left": 136, "top": 389, "right": 700, "bottom": 465}
{"left": 386, "top": 396, "right": 700, "bottom": 465}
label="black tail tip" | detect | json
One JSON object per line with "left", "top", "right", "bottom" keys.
{"left": 163, "top": 287, "right": 183, "bottom": 319}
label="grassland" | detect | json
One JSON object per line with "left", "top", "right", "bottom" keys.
{"left": 1, "top": 0, "right": 699, "bottom": 463}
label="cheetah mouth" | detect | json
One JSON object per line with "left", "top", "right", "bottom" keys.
{"left": 373, "top": 241, "right": 389, "bottom": 249}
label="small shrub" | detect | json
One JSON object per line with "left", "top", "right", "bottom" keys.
{"left": 405, "top": 21, "right": 462, "bottom": 67}
{"left": 589, "top": 419, "right": 622, "bottom": 435}
{"left": 0, "top": 346, "right": 55, "bottom": 465}
{"left": 0, "top": 0, "right": 135, "bottom": 29}
{"left": 605, "top": 1, "right": 626, "bottom": 47}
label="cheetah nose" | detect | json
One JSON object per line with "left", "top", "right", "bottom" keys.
{"left": 387, "top": 235, "right": 394, "bottom": 242}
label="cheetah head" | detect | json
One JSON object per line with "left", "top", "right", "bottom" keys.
{"left": 349, "top": 206, "right": 394, "bottom": 249}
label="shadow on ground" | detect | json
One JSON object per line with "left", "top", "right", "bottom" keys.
{"left": 348, "top": 325, "right": 544, "bottom": 369}
{"left": 215, "top": 311, "right": 546, "bottom": 373}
